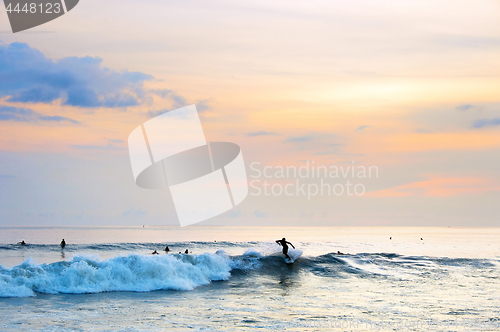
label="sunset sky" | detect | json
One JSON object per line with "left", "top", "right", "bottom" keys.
{"left": 0, "top": 0, "right": 499, "bottom": 226}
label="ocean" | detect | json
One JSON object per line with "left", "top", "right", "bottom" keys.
{"left": 0, "top": 226, "right": 499, "bottom": 331}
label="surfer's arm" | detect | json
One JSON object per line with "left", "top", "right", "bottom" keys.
{"left": 287, "top": 241, "right": 295, "bottom": 249}
{"left": 275, "top": 240, "right": 281, "bottom": 246}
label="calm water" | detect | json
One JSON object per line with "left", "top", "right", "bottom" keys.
{"left": 0, "top": 226, "right": 499, "bottom": 331}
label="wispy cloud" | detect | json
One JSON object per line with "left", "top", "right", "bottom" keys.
{"left": 342, "top": 153, "right": 365, "bottom": 156}
{"left": 226, "top": 209, "right": 241, "bottom": 218}
{"left": 107, "top": 138, "right": 125, "bottom": 144}
{"left": 196, "top": 99, "right": 212, "bottom": 113}
{"left": 366, "top": 177, "right": 500, "bottom": 197}
{"left": 254, "top": 210, "right": 269, "bottom": 218}
{"left": 147, "top": 99, "right": 210, "bottom": 117}
{"left": 247, "top": 131, "right": 280, "bottom": 137}
{"left": 437, "top": 35, "right": 500, "bottom": 49}
{"left": 472, "top": 118, "right": 500, "bottom": 128}
{"left": 415, "top": 128, "right": 432, "bottom": 133}
{"left": 123, "top": 208, "right": 148, "bottom": 217}
{"left": 149, "top": 89, "right": 175, "bottom": 98}
{"left": 149, "top": 89, "right": 187, "bottom": 109}
{"left": 0, "top": 106, "right": 79, "bottom": 124}
{"left": 337, "top": 161, "right": 361, "bottom": 164}
{"left": 0, "top": 42, "right": 153, "bottom": 108}
{"left": 286, "top": 135, "right": 313, "bottom": 142}
{"left": 356, "top": 125, "right": 371, "bottom": 131}
{"left": 72, "top": 144, "right": 126, "bottom": 150}
{"left": 39, "top": 115, "right": 79, "bottom": 124}
{"left": 313, "top": 151, "right": 337, "bottom": 156}
{"left": 456, "top": 104, "right": 474, "bottom": 111}
{"left": 313, "top": 143, "right": 346, "bottom": 156}
{"left": 147, "top": 109, "right": 169, "bottom": 118}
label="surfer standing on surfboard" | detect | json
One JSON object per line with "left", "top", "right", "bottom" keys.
{"left": 275, "top": 238, "right": 295, "bottom": 259}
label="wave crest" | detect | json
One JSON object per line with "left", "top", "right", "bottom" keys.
{"left": 0, "top": 253, "right": 231, "bottom": 297}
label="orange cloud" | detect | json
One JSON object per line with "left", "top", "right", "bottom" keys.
{"left": 366, "top": 177, "right": 500, "bottom": 198}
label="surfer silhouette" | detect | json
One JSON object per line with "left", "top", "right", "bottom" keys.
{"left": 164, "top": 245, "right": 170, "bottom": 252}
{"left": 18, "top": 240, "right": 26, "bottom": 246}
{"left": 60, "top": 239, "right": 66, "bottom": 248}
{"left": 276, "top": 238, "right": 295, "bottom": 259}
{"left": 152, "top": 250, "right": 159, "bottom": 255}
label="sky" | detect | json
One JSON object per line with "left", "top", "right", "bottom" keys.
{"left": 0, "top": 0, "right": 499, "bottom": 226}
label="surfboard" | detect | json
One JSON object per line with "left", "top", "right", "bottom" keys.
{"left": 284, "top": 249, "right": 303, "bottom": 264}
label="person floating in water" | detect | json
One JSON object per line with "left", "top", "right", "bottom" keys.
{"left": 337, "top": 251, "right": 345, "bottom": 255}
{"left": 164, "top": 245, "right": 170, "bottom": 252}
{"left": 152, "top": 250, "right": 159, "bottom": 255}
{"left": 60, "top": 239, "right": 66, "bottom": 248}
{"left": 17, "top": 240, "right": 26, "bottom": 246}
{"left": 184, "top": 249, "right": 189, "bottom": 254}
{"left": 275, "top": 238, "right": 295, "bottom": 259}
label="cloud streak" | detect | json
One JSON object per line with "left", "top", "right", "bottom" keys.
{"left": 247, "top": 131, "right": 280, "bottom": 137}
{"left": 72, "top": 144, "right": 126, "bottom": 150}
{"left": 254, "top": 210, "right": 269, "bottom": 218}
{"left": 456, "top": 104, "right": 474, "bottom": 111}
{"left": 0, "top": 106, "right": 79, "bottom": 124}
{"left": 149, "top": 89, "right": 188, "bottom": 109}
{"left": 286, "top": 135, "right": 313, "bottom": 142}
{"left": 366, "top": 177, "right": 500, "bottom": 197}
{"left": 472, "top": 118, "right": 500, "bottom": 129}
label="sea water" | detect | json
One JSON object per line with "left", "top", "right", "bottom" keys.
{"left": 0, "top": 226, "right": 499, "bottom": 331}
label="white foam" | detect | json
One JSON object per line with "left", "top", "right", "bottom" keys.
{"left": 0, "top": 253, "right": 232, "bottom": 297}
{"left": 242, "top": 249, "right": 262, "bottom": 258}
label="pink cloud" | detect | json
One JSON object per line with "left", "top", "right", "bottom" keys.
{"left": 366, "top": 177, "right": 500, "bottom": 198}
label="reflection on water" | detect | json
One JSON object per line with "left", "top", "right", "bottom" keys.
{"left": 0, "top": 226, "right": 498, "bottom": 330}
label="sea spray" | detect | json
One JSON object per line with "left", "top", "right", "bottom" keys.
{"left": 0, "top": 253, "right": 232, "bottom": 297}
